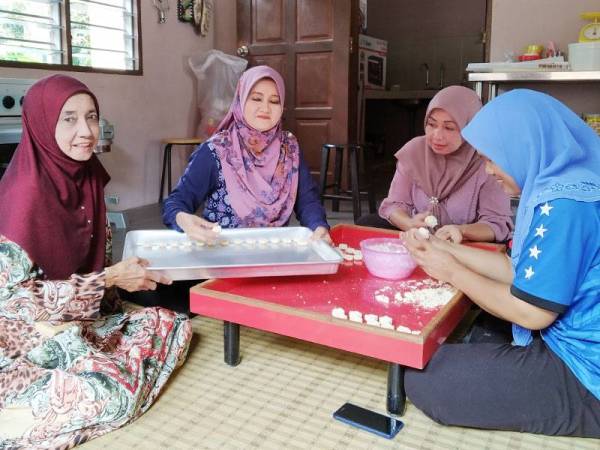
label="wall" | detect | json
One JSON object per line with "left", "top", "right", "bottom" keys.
{"left": 489, "top": 0, "right": 598, "bottom": 61}
{"left": 0, "top": 0, "right": 237, "bottom": 211}
{"left": 489, "top": 0, "right": 600, "bottom": 115}
{"left": 366, "top": 0, "right": 487, "bottom": 90}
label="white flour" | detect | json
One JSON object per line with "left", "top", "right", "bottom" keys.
{"left": 374, "top": 280, "right": 456, "bottom": 310}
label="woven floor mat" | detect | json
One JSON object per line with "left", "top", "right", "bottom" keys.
{"left": 82, "top": 315, "right": 600, "bottom": 450}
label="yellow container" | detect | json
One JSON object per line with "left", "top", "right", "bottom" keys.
{"left": 583, "top": 113, "right": 600, "bottom": 135}
{"left": 525, "top": 44, "right": 544, "bottom": 55}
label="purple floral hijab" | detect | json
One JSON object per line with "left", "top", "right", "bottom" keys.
{"left": 210, "top": 65, "right": 300, "bottom": 227}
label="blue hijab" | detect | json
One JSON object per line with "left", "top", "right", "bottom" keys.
{"left": 462, "top": 89, "right": 600, "bottom": 344}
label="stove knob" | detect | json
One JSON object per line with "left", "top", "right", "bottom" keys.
{"left": 2, "top": 96, "right": 15, "bottom": 109}
{"left": 19, "top": 96, "right": 24, "bottom": 106}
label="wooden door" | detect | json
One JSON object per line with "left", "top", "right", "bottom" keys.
{"left": 237, "top": 0, "right": 359, "bottom": 173}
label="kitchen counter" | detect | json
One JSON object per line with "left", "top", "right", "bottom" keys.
{"left": 467, "top": 70, "right": 600, "bottom": 100}
{"left": 468, "top": 70, "right": 600, "bottom": 82}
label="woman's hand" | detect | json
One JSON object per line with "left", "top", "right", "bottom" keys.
{"left": 403, "top": 228, "right": 461, "bottom": 283}
{"left": 311, "top": 226, "right": 333, "bottom": 245}
{"left": 408, "top": 212, "right": 430, "bottom": 229}
{"left": 435, "top": 224, "right": 463, "bottom": 243}
{"left": 105, "top": 257, "right": 171, "bottom": 292}
{"left": 176, "top": 212, "right": 221, "bottom": 243}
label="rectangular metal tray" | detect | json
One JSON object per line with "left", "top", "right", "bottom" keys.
{"left": 122, "top": 227, "right": 342, "bottom": 281}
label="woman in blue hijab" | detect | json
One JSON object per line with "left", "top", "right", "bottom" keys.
{"left": 402, "top": 89, "right": 600, "bottom": 436}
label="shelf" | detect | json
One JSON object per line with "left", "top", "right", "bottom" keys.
{"left": 467, "top": 71, "right": 600, "bottom": 82}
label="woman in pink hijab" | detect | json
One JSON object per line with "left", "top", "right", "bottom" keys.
{"left": 163, "top": 65, "right": 330, "bottom": 243}
{"left": 358, "top": 85, "right": 513, "bottom": 243}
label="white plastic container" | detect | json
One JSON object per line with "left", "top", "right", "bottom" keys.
{"left": 568, "top": 42, "right": 600, "bottom": 71}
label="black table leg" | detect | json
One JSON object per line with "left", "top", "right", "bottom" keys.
{"left": 224, "top": 321, "right": 241, "bottom": 366}
{"left": 387, "top": 363, "right": 406, "bottom": 416}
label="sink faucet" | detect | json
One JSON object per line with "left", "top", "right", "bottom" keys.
{"left": 420, "top": 63, "right": 430, "bottom": 89}
{"left": 439, "top": 63, "right": 445, "bottom": 89}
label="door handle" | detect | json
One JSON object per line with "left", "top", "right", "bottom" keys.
{"left": 237, "top": 45, "right": 249, "bottom": 57}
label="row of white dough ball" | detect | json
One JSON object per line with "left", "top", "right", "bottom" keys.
{"left": 331, "top": 307, "right": 420, "bottom": 335}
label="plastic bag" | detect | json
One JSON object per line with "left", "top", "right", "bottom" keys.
{"left": 188, "top": 49, "right": 247, "bottom": 139}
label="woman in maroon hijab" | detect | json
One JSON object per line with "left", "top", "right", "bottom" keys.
{"left": 358, "top": 86, "right": 514, "bottom": 243}
{"left": 0, "top": 75, "right": 191, "bottom": 448}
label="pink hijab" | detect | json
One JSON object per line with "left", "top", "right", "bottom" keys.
{"left": 395, "top": 85, "right": 483, "bottom": 222}
{"left": 0, "top": 75, "right": 110, "bottom": 280}
{"left": 210, "top": 65, "right": 300, "bottom": 227}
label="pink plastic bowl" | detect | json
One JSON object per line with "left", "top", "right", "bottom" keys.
{"left": 359, "top": 237, "right": 417, "bottom": 280}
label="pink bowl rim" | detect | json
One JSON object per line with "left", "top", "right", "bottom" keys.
{"left": 359, "top": 237, "right": 410, "bottom": 255}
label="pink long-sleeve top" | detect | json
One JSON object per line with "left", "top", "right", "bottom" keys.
{"left": 378, "top": 161, "right": 513, "bottom": 242}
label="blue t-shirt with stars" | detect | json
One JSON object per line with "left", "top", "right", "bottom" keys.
{"left": 511, "top": 198, "right": 600, "bottom": 400}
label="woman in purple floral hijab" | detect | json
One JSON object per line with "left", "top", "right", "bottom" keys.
{"left": 163, "top": 66, "right": 330, "bottom": 243}
{"left": 212, "top": 66, "right": 299, "bottom": 227}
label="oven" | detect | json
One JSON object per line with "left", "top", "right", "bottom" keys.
{"left": 0, "top": 78, "right": 36, "bottom": 180}
{"left": 358, "top": 34, "right": 387, "bottom": 90}
{"left": 367, "top": 55, "right": 385, "bottom": 87}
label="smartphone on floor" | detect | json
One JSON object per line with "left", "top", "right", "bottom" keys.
{"left": 333, "top": 402, "right": 403, "bottom": 439}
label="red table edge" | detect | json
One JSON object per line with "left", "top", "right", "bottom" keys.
{"left": 330, "top": 223, "right": 506, "bottom": 252}
{"left": 330, "top": 223, "right": 397, "bottom": 237}
{"left": 190, "top": 283, "right": 471, "bottom": 369}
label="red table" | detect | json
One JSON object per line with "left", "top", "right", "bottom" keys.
{"left": 190, "top": 224, "right": 492, "bottom": 415}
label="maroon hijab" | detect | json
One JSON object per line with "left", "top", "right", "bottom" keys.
{"left": 0, "top": 75, "right": 110, "bottom": 279}
{"left": 395, "top": 86, "right": 483, "bottom": 221}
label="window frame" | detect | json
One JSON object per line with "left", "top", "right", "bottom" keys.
{"left": 0, "top": 0, "right": 143, "bottom": 76}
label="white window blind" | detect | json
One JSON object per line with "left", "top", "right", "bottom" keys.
{"left": 0, "top": 0, "right": 140, "bottom": 72}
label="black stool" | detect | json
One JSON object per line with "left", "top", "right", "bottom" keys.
{"left": 158, "top": 137, "right": 202, "bottom": 203}
{"left": 318, "top": 143, "right": 376, "bottom": 223}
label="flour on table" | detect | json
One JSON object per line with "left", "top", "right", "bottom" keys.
{"left": 395, "top": 287, "right": 456, "bottom": 309}
{"left": 374, "top": 293, "right": 390, "bottom": 304}
{"left": 374, "top": 280, "right": 456, "bottom": 310}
